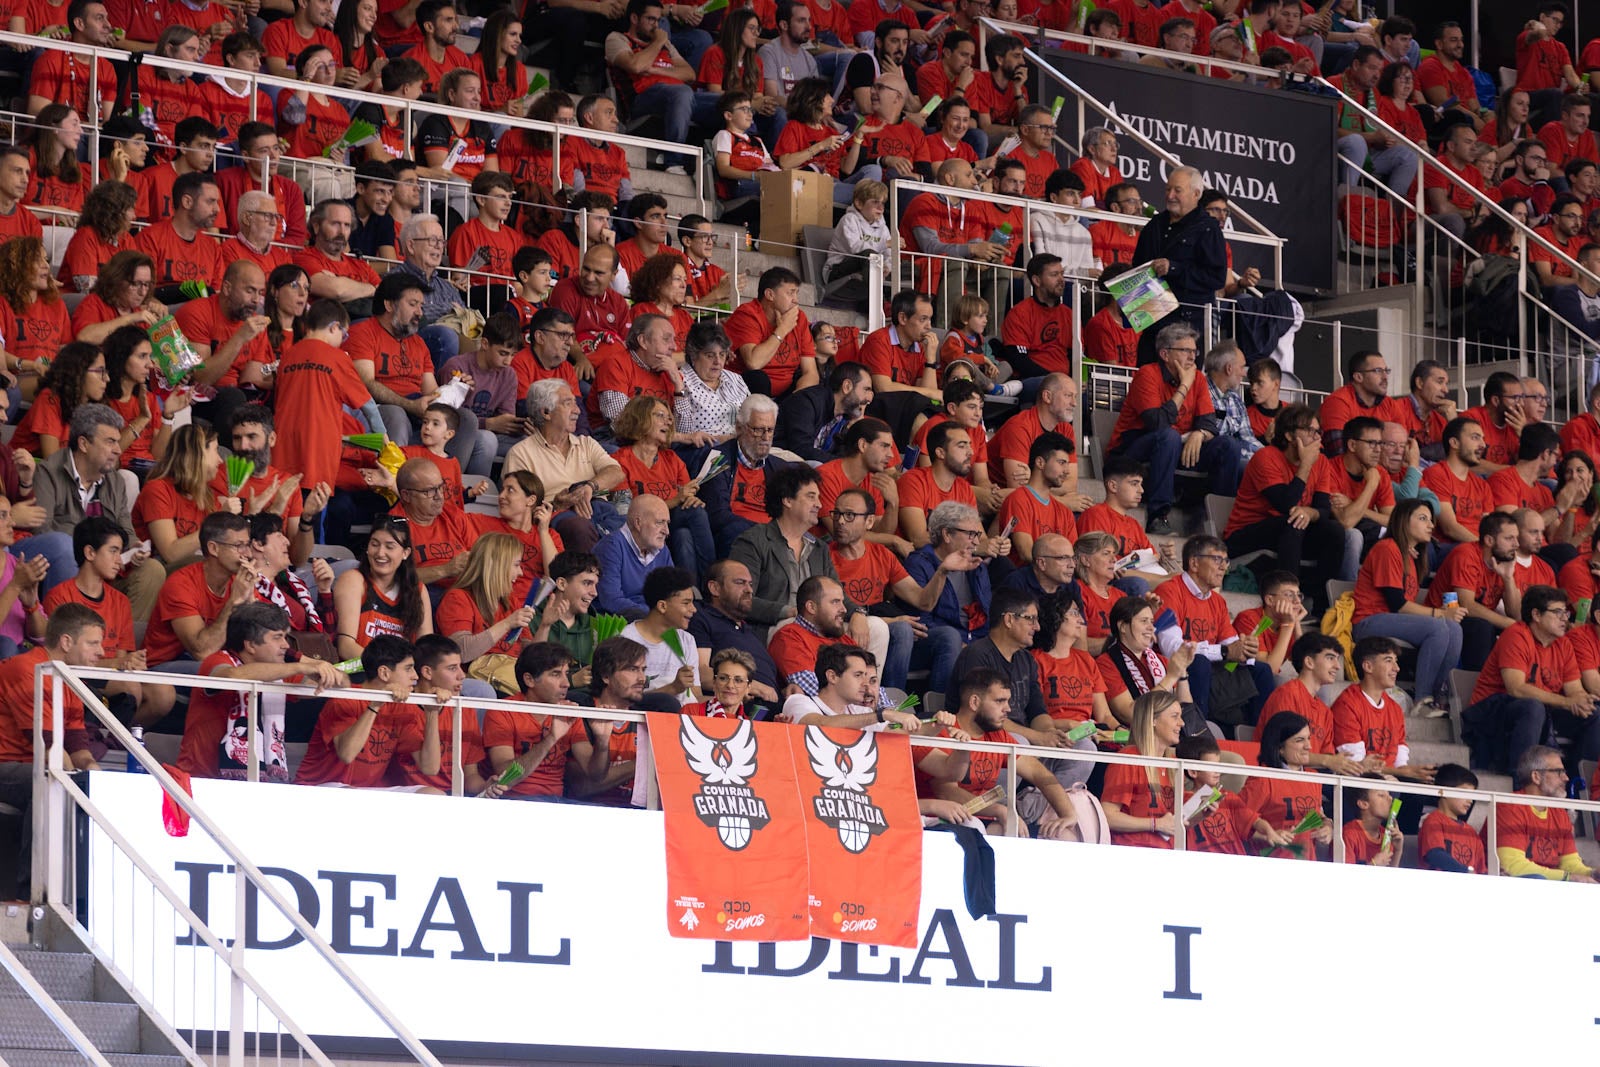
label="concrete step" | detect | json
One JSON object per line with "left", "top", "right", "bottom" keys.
{"left": 0, "top": 1051, "right": 188, "bottom": 1067}
{"left": 1410, "top": 740, "right": 1470, "bottom": 768}
{"left": 0, "top": 994, "right": 143, "bottom": 1053}
{"left": 631, "top": 167, "right": 700, "bottom": 202}
{"left": 1405, "top": 714, "right": 1457, "bottom": 744}
{"left": 0, "top": 949, "right": 94, "bottom": 1002}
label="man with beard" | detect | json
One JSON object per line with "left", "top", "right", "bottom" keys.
{"left": 990, "top": 372, "right": 1082, "bottom": 495}
{"left": 221, "top": 191, "right": 294, "bottom": 276}
{"left": 224, "top": 405, "right": 332, "bottom": 567}
{"left": 703, "top": 395, "right": 792, "bottom": 556}
{"left": 992, "top": 432, "right": 1079, "bottom": 566}
{"left": 293, "top": 199, "right": 382, "bottom": 305}
{"left": 400, "top": 0, "right": 471, "bottom": 95}
{"left": 1429, "top": 511, "right": 1524, "bottom": 671}
{"left": 1422, "top": 416, "right": 1495, "bottom": 550}
{"left": 688, "top": 560, "right": 782, "bottom": 706}
{"left": 174, "top": 261, "right": 272, "bottom": 404}
{"left": 134, "top": 172, "right": 225, "bottom": 293}
{"left": 350, "top": 272, "right": 491, "bottom": 476}
{"left": 776, "top": 360, "right": 874, "bottom": 463}
{"left": 574, "top": 636, "right": 670, "bottom": 805}
{"left": 899, "top": 422, "right": 981, "bottom": 548}
{"left": 1000, "top": 255, "right": 1076, "bottom": 379}
{"left": 766, "top": 576, "right": 868, "bottom": 696}
{"left": 829, "top": 485, "right": 973, "bottom": 697}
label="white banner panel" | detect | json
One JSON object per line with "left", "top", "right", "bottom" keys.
{"left": 82, "top": 772, "right": 1600, "bottom": 1064}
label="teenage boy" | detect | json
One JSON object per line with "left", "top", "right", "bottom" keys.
{"left": 1418, "top": 763, "right": 1486, "bottom": 873}
{"left": 293, "top": 635, "right": 440, "bottom": 789}
{"left": 1230, "top": 570, "right": 1309, "bottom": 676}
{"left": 1332, "top": 636, "right": 1438, "bottom": 783}
{"left": 1258, "top": 632, "right": 1370, "bottom": 775}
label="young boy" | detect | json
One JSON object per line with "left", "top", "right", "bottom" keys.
{"left": 399, "top": 634, "right": 496, "bottom": 796}
{"left": 448, "top": 170, "right": 531, "bottom": 287}
{"left": 506, "top": 246, "right": 554, "bottom": 329}
{"left": 1340, "top": 779, "right": 1405, "bottom": 866}
{"left": 711, "top": 90, "right": 780, "bottom": 201}
{"left": 1418, "top": 763, "right": 1487, "bottom": 873}
{"left": 1332, "top": 636, "right": 1438, "bottom": 783}
{"left": 293, "top": 635, "right": 440, "bottom": 790}
{"left": 1076, "top": 454, "right": 1175, "bottom": 583}
{"left": 1257, "top": 632, "right": 1366, "bottom": 775}
{"left": 1177, "top": 733, "right": 1261, "bottom": 856}
{"left": 677, "top": 213, "right": 732, "bottom": 306}
{"left": 824, "top": 179, "right": 891, "bottom": 306}
{"left": 360, "top": 403, "right": 478, "bottom": 507}
{"left": 442, "top": 312, "right": 524, "bottom": 452}
{"left": 1230, "top": 570, "right": 1309, "bottom": 677}
{"left": 42, "top": 518, "right": 176, "bottom": 727}
{"left": 1246, "top": 357, "right": 1283, "bottom": 442}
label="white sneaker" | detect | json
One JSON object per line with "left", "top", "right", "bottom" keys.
{"left": 665, "top": 165, "right": 688, "bottom": 176}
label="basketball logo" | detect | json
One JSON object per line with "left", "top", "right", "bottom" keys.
{"left": 804, "top": 727, "right": 890, "bottom": 854}
{"left": 680, "top": 717, "right": 772, "bottom": 851}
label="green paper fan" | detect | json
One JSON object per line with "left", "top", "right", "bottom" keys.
{"left": 225, "top": 454, "right": 255, "bottom": 495}
{"left": 343, "top": 433, "right": 387, "bottom": 452}
{"left": 662, "top": 628, "right": 687, "bottom": 664}
{"left": 592, "top": 614, "right": 628, "bottom": 642}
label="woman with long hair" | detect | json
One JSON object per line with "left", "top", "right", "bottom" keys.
{"left": 436, "top": 533, "right": 539, "bottom": 664}
{"left": 332, "top": 514, "right": 432, "bottom": 660}
{"left": 1469, "top": 195, "right": 1530, "bottom": 257}
{"left": 471, "top": 9, "right": 531, "bottom": 115}
{"left": 24, "top": 104, "right": 87, "bottom": 217}
{"left": 73, "top": 249, "right": 163, "bottom": 346}
{"left": 58, "top": 179, "right": 137, "bottom": 294}
{"left": 1482, "top": 88, "right": 1533, "bottom": 165}
{"left": 1350, "top": 497, "right": 1465, "bottom": 715}
{"left": 134, "top": 27, "right": 203, "bottom": 145}
{"left": 472, "top": 469, "right": 561, "bottom": 601}
{"left": 263, "top": 264, "right": 310, "bottom": 361}
{"left": 1240, "top": 711, "right": 1334, "bottom": 860}
{"left": 774, "top": 78, "right": 874, "bottom": 200}
{"left": 246, "top": 513, "right": 335, "bottom": 632}
{"left": 133, "top": 424, "right": 238, "bottom": 564}
{"left": 1033, "top": 591, "right": 1117, "bottom": 736}
{"left": 0, "top": 235, "right": 72, "bottom": 398}
{"left": 700, "top": 8, "right": 781, "bottom": 141}
{"left": 103, "top": 324, "right": 187, "bottom": 475}
{"left": 278, "top": 44, "right": 351, "bottom": 162}
{"left": 628, "top": 253, "right": 696, "bottom": 357}
{"left": 9, "top": 341, "right": 104, "bottom": 457}
{"left": 1552, "top": 450, "right": 1598, "bottom": 550}
{"left": 1375, "top": 63, "right": 1425, "bottom": 150}
{"left": 496, "top": 90, "right": 576, "bottom": 193}
{"left": 1073, "top": 530, "right": 1127, "bottom": 652}
{"left": 333, "top": 0, "right": 385, "bottom": 91}
{"left": 1095, "top": 595, "right": 1194, "bottom": 726}
{"left": 611, "top": 395, "right": 716, "bottom": 577}
{"left": 1100, "top": 690, "right": 1185, "bottom": 848}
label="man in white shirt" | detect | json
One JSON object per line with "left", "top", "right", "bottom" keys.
{"left": 620, "top": 566, "right": 702, "bottom": 706}
{"left": 781, "top": 643, "right": 923, "bottom": 731}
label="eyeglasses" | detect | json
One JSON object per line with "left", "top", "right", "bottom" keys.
{"left": 744, "top": 425, "right": 775, "bottom": 437}
{"left": 1009, "top": 612, "right": 1039, "bottom": 623}
{"left": 953, "top": 528, "right": 984, "bottom": 538}
{"left": 1196, "top": 554, "right": 1230, "bottom": 565}
{"left": 211, "top": 539, "right": 251, "bottom": 551}
{"left": 411, "top": 234, "right": 445, "bottom": 245}
{"left": 537, "top": 328, "right": 577, "bottom": 342}
{"left": 832, "top": 510, "right": 871, "bottom": 521}
{"left": 85, "top": 366, "right": 110, "bottom": 377}
{"left": 1298, "top": 426, "right": 1324, "bottom": 437}
{"left": 1356, "top": 366, "right": 1390, "bottom": 375}
{"left": 403, "top": 484, "right": 446, "bottom": 498}
{"left": 1164, "top": 346, "right": 1198, "bottom": 356}
{"left": 712, "top": 673, "right": 751, "bottom": 685}
{"left": 1542, "top": 607, "right": 1573, "bottom": 620}
{"left": 1559, "top": 212, "right": 1585, "bottom": 221}
{"left": 1534, "top": 765, "right": 1567, "bottom": 775}
{"left": 1035, "top": 553, "right": 1074, "bottom": 563}
{"left": 1349, "top": 437, "right": 1382, "bottom": 448}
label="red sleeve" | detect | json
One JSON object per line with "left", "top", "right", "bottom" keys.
{"left": 482, "top": 708, "right": 521, "bottom": 751}
{"left": 1099, "top": 761, "right": 1151, "bottom": 813}
{"left": 698, "top": 45, "right": 726, "bottom": 87}
{"left": 1330, "top": 688, "right": 1363, "bottom": 749}
{"left": 1096, "top": 653, "right": 1128, "bottom": 698}
{"left": 722, "top": 302, "right": 766, "bottom": 350}
{"left": 1122, "top": 365, "right": 1167, "bottom": 418}
{"left": 434, "top": 588, "right": 481, "bottom": 639}
{"left": 999, "top": 297, "right": 1034, "bottom": 347}
{"left": 1372, "top": 539, "right": 1406, "bottom": 590}
{"left": 858, "top": 330, "right": 894, "bottom": 379}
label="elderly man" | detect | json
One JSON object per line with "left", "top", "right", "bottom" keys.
{"left": 1491, "top": 745, "right": 1598, "bottom": 881}
{"left": 590, "top": 312, "right": 684, "bottom": 436}
{"left": 393, "top": 213, "right": 473, "bottom": 372}
{"left": 393, "top": 458, "right": 476, "bottom": 590}
{"left": 1379, "top": 420, "right": 1439, "bottom": 511}
{"left": 507, "top": 379, "right": 625, "bottom": 553}
{"left": 1156, "top": 534, "right": 1275, "bottom": 728}
{"left": 1397, "top": 357, "right": 1458, "bottom": 461}
{"left": 703, "top": 394, "right": 790, "bottom": 556}
{"left": 1204, "top": 341, "right": 1263, "bottom": 465}
{"left": 1131, "top": 166, "right": 1227, "bottom": 366}
{"left": 1109, "top": 321, "right": 1239, "bottom": 536}
{"left": 171, "top": 258, "right": 271, "bottom": 428}
{"left": 221, "top": 190, "right": 293, "bottom": 275}
{"left": 1001, "top": 532, "right": 1077, "bottom": 600}
{"left": 905, "top": 501, "right": 996, "bottom": 647}
{"left": 594, "top": 494, "right": 675, "bottom": 619}
{"left": 293, "top": 199, "right": 382, "bottom": 307}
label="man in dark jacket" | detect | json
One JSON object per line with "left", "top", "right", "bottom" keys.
{"left": 775, "top": 361, "right": 875, "bottom": 462}
{"left": 701, "top": 394, "right": 792, "bottom": 557}
{"left": 1133, "top": 166, "right": 1228, "bottom": 366}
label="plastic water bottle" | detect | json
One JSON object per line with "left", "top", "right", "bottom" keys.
{"left": 126, "top": 726, "right": 148, "bottom": 774}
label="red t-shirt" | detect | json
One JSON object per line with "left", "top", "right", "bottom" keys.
{"left": 1000, "top": 296, "right": 1075, "bottom": 375}
{"left": 1104, "top": 0, "right": 1165, "bottom": 45}
{"left": 1341, "top": 820, "right": 1392, "bottom": 865}
{"left": 261, "top": 20, "right": 342, "bottom": 72}
{"left": 988, "top": 407, "right": 1075, "bottom": 485}
{"left": 1153, "top": 575, "right": 1236, "bottom": 646}
{"left": 0, "top": 646, "right": 86, "bottom": 763}
{"left": 1231, "top": 606, "right": 1286, "bottom": 658}
{"left": 294, "top": 697, "right": 425, "bottom": 787}
{"left": 1224, "top": 447, "right": 1309, "bottom": 537}
{"left": 1083, "top": 302, "right": 1139, "bottom": 367}
{"left": 816, "top": 459, "right": 885, "bottom": 531}
{"left": 830, "top": 542, "right": 909, "bottom": 606}
{"left": 145, "top": 562, "right": 229, "bottom": 666}
{"left": 725, "top": 461, "right": 769, "bottom": 526}
{"left": 134, "top": 221, "right": 224, "bottom": 288}
{"left": 1257, "top": 677, "right": 1334, "bottom": 754}
{"left": 1512, "top": 553, "right": 1557, "bottom": 592}
{"left": 395, "top": 504, "right": 476, "bottom": 582}
{"left": 588, "top": 353, "right": 675, "bottom": 431}
{"left": 768, "top": 620, "right": 860, "bottom": 685}
{"left": 1416, "top": 55, "right": 1478, "bottom": 111}
{"left": 1308, "top": 454, "right": 1394, "bottom": 513}
{"left": 548, "top": 278, "right": 630, "bottom": 346}
{"left": 1487, "top": 466, "right": 1556, "bottom": 512}
{"left": 28, "top": 51, "right": 117, "bottom": 120}
{"left": 436, "top": 587, "right": 521, "bottom": 657}
{"left": 131, "top": 476, "right": 209, "bottom": 544}
{"left": 1420, "top": 463, "right": 1493, "bottom": 543}
{"left": 483, "top": 697, "right": 581, "bottom": 797}
{"left": 173, "top": 295, "right": 272, "bottom": 389}
{"left": 43, "top": 579, "right": 132, "bottom": 656}
{"left": 1530, "top": 224, "right": 1587, "bottom": 279}
{"left": 1427, "top": 542, "right": 1505, "bottom": 611}
{"left": 1463, "top": 405, "right": 1522, "bottom": 467}
{"left": 1315, "top": 383, "right": 1401, "bottom": 437}
{"left": 448, "top": 217, "right": 530, "bottom": 283}
{"left": 1006, "top": 145, "right": 1058, "bottom": 200}
{"left": 1032, "top": 647, "right": 1105, "bottom": 723}
{"left": 897, "top": 466, "right": 976, "bottom": 519}
{"left": 1158, "top": 0, "right": 1214, "bottom": 53}
{"left": 0, "top": 297, "right": 71, "bottom": 375}
{"left": 911, "top": 413, "right": 989, "bottom": 468}
{"left": 858, "top": 326, "right": 928, "bottom": 387}
{"left": 1516, "top": 30, "right": 1571, "bottom": 92}
{"left": 274, "top": 337, "right": 374, "bottom": 490}
{"left": 1353, "top": 538, "right": 1418, "bottom": 622}
{"left": 1101, "top": 747, "right": 1174, "bottom": 849}
{"left": 994, "top": 486, "right": 1078, "bottom": 564}
{"left": 1110, "top": 364, "right": 1214, "bottom": 451}
{"left": 1418, "top": 809, "right": 1486, "bottom": 873}
{"left": 1540, "top": 119, "right": 1600, "bottom": 168}
{"left": 723, "top": 299, "right": 814, "bottom": 396}
{"left": 1080, "top": 582, "right": 1125, "bottom": 640}
{"left": 1078, "top": 504, "right": 1151, "bottom": 558}
{"left": 1331, "top": 685, "right": 1406, "bottom": 765}
{"left": 614, "top": 446, "right": 690, "bottom": 501}
{"left": 292, "top": 245, "right": 382, "bottom": 290}
{"left": 396, "top": 705, "right": 486, "bottom": 792}
{"left": 1497, "top": 800, "right": 1578, "bottom": 869}
{"left": 1089, "top": 220, "right": 1140, "bottom": 270}
{"left": 1561, "top": 412, "right": 1600, "bottom": 459}
{"left": 1471, "top": 621, "right": 1577, "bottom": 702}
{"left": 347, "top": 317, "right": 431, "bottom": 398}
{"left": 1239, "top": 772, "right": 1322, "bottom": 859}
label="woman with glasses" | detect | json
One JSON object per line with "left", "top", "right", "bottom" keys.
{"left": 1351, "top": 496, "right": 1465, "bottom": 716}
{"left": 72, "top": 250, "right": 163, "bottom": 347}
{"left": 1032, "top": 589, "right": 1117, "bottom": 739}
{"left": 611, "top": 395, "right": 716, "bottom": 579}
{"left": 0, "top": 236, "right": 72, "bottom": 401}
{"left": 332, "top": 514, "right": 432, "bottom": 662}
{"left": 674, "top": 321, "right": 748, "bottom": 450}
{"left": 133, "top": 425, "right": 240, "bottom": 566}
{"left": 1073, "top": 531, "right": 1127, "bottom": 653}
{"left": 9, "top": 342, "right": 107, "bottom": 459}
{"left": 683, "top": 648, "right": 757, "bottom": 719}
{"left": 1096, "top": 594, "right": 1195, "bottom": 727}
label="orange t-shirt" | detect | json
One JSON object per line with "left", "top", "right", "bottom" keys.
{"left": 1031, "top": 647, "right": 1105, "bottom": 723}
{"left": 1418, "top": 809, "right": 1486, "bottom": 873}
{"left": 1109, "top": 363, "right": 1214, "bottom": 451}
{"left": 130, "top": 477, "right": 209, "bottom": 544}
{"left": 1257, "top": 678, "right": 1334, "bottom": 755}
{"left": 145, "top": 562, "right": 230, "bottom": 666}
{"left": 993, "top": 486, "right": 1078, "bottom": 564}
{"left": 43, "top": 580, "right": 132, "bottom": 656}
{"left": 0, "top": 289, "right": 70, "bottom": 370}
{"left": 274, "top": 337, "right": 374, "bottom": 490}
{"left": 133, "top": 220, "right": 224, "bottom": 288}
{"left": 0, "top": 646, "right": 85, "bottom": 763}
{"left": 614, "top": 446, "right": 690, "bottom": 502}
{"left": 829, "top": 541, "right": 909, "bottom": 607}
{"left": 482, "top": 695, "right": 581, "bottom": 797}
{"left": 1101, "top": 747, "right": 1174, "bottom": 850}
{"left": 294, "top": 697, "right": 425, "bottom": 787}
{"left": 173, "top": 295, "right": 272, "bottom": 389}
{"left": 1352, "top": 538, "right": 1419, "bottom": 623}
{"left": 1331, "top": 685, "right": 1406, "bottom": 765}
{"left": 347, "top": 317, "right": 432, "bottom": 398}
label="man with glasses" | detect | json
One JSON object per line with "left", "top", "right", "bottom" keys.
{"left": 830, "top": 487, "right": 974, "bottom": 695}
{"left": 1007, "top": 104, "right": 1059, "bottom": 200}
{"left": 906, "top": 501, "right": 995, "bottom": 654}
{"left": 1533, "top": 191, "right": 1590, "bottom": 289}
{"left": 1463, "top": 371, "right": 1526, "bottom": 471}
{"left": 1492, "top": 744, "right": 1598, "bottom": 881}
{"left": 1155, "top": 534, "right": 1274, "bottom": 726}
{"left": 1498, "top": 139, "right": 1555, "bottom": 219}
{"left": 1311, "top": 414, "right": 1394, "bottom": 559}
{"left": 1000, "top": 532, "right": 1077, "bottom": 600}
{"left": 393, "top": 458, "right": 476, "bottom": 592}
{"left": 701, "top": 394, "right": 787, "bottom": 556}
{"left": 1317, "top": 348, "right": 1401, "bottom": 456}
{"left": 1090, "top": 182, "right": 1144, "bottom": 269}
{"left": 1464, "top": 586, "right": 1598, "bottom": 786}
{"left": 1379, "top": 420, "right": 1438, "bottom": 512}
{"left": 222, "top": 190, "right": 293, "bottom": 276}
{"left": 1109, "top": 321, "right": 1235, "bottom": 536}
{"left": 218, "top": 122, "right": 310, "bottom": 249}
{"left": 1230, "top": 570, "right": 1308, "bottom": 678}
{"left": 145, "top": 511, "right": 259, "bottom": 669}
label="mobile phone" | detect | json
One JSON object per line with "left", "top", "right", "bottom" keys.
{"left": 750, "top": 705, "right": 775, "bottom": 722}
{"left": 901, "top": 445, "right": 920, "bottom": 470}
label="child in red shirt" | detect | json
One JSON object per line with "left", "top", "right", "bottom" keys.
{"left": 293, "top": 636, "right": 439, "bottom": 789}
{"left": 1340, "top": 781, "right": 1404, "bottom": 866}
{"left": 1418, "top": 763, "right": 1486, "bottom": 873}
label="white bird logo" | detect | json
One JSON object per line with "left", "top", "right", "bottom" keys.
{"left": 681, "top": 717, "right": 759, "bottom": 785}
{"left": 806, "top": 727, "right": 878, "bottom": 792}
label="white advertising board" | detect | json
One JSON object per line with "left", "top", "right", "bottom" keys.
{"left": 82, "top": 772, "right": 1600, "bottom": 1064}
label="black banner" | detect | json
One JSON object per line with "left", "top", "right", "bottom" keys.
{"left": 1034, "top": 49, "right": 1338, "bottom": 294}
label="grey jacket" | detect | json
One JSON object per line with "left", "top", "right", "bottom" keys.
{"left": 33, "top": 450, "right": 133, "bottom": 536}
{"left": 729, "top": 521, "right": 843, "bottom": 629}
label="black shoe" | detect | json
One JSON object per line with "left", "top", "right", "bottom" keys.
{"left": 1146, "top": 513, "right": 1174, "bottom": 537}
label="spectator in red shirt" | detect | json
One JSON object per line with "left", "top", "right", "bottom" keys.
{"left": 1517, "top": 4, "right": 1583, "bottom": 125}
{"left": 1464, "top": 585, "right": 1597, "bottom": 777}
{"left": 1420, "top": 415, "right": 1495, "bottom": 550}
{"left": 294, "top": 635, "right": 443, "bottom": 789}
{"left": 1089, "top": 184, "right": 1144, "bottom": 269}
{"left": 724, "top": 265, "right": 819, "bottom": 397}
{"left": 1417, "top": 21, "right": 1482, "bottom": 134}
{"left": 1108, "top": 321, "right": 1234, "bottom": 534}
{"left": 1497, "top": 139, "right": 1557, "bottom": 218}
{"left": 1069, "top": 127, "right": 1123, "bottom": 209}
{"left": 1001, "top": 253, "right": 1076, "bottom": 377}
{"left": 1432, "top": 510, "right": 1524, "bottom": 670}
{"left": 1417, "top": 763, "right": 1487, "bottom": 872}
{"left": 992, "top": 431, "right": 1079, "bottom": 566}
{"left": 1396, "top": 357, "right": 1458, "bottom": 462}
{"left": 1155, "top": 534, "right": 1273, "bottom": 728}
{"left": 26, "top": 0, "right": 117, "bottom": 121}
{"left": 604, "top": 0, "right": 703, "bottom": 174}
{"left": 295, "top": 199, "right": 380, "bottom": 305}
{"left": 144, "top": 511, "right": 259, "bottom": 667}
{"left": 133, "top": 172, "right": 224, "bottom": 294}
{"left": 859, "top": 289, "right": 941, "bottom": 402}
{"left": 264, "top": 0, "right": 341, "bottom": 77}
{"left": 1533, "top": 191, "right": 1589, "bottom": 288}
{"left": 218, "top": 123, "right": 310, "bottom": 249}
{"left": 1462, "top": 370, "right": 1526, "bottom": 471}
{"left": 1541, "top": 93, "right": 1599, "bottom": 171}
{"left": 1333, "top": 635, "right": 1436, "bottom": 783}
{"left": 898, "top": 421, "right": 980, "bottom": 547}
{"left": 1098, "top": 690, "right": 1189, "bottom": 848}
{"left": 1340, "top": 781, "right": 1405, "bottom": 866}
{"left": 1493, "top": 744, "right": 1597, "bottom": 879}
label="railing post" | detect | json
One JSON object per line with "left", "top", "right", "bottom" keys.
{"left": 1517, "top": 248, "right": 1529, "bottom": 374}
{"left": 1330, "top": 780, "right": 1344, "bottom": 864}
{"left": 1171, "top": 758, "right": 1185, "bottom": 852}
{"left": 230, "top": 860, "right": 246, "bottom": 1066}
{"left": 246, "top": 683, "right": 259, "bottom": 784}
{"left": 451, "top": 697, "right": 464, "bottom": 798}
{"left": 867, "top": 253, "right": 886, "bottom": 332}
{"left": 1456, "top": 334, "right": 1467, "bottom": 405}
{"left": 1487, "top": 795, "right": 1499, "bottom": 875}
{"left": 1005, "top": 747, "right": 1019, "bottom": 837}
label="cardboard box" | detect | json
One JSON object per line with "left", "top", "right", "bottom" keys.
{"left": 758, "top": 169, "right": 834, "bottom": 250}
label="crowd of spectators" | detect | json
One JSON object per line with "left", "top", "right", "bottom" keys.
{"left": 0, "top": 0, "right": 1597, "bottom": 897}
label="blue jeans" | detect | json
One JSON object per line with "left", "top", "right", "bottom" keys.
{"left": 1113, "top": 428, "right": 1244, "bottom": 516}
{"left": 631, "top": 84, "right": 721, "bottom": 168}
{"left": 420, "top": 324, "right": 460, "bottom": 375}
{"left": 12, "top": 533, "right": 75, "bottom": 597}
{"left": 1462, "top": 692, "right": 1549, "bottom": 776}
{"left": 1338, "top": 133, "right": 1418, "bottom": 196}
{"left": 1352, "top": 613, "right": 1462, "bottom": 705}
{"left": 901, "top": 622, "right": 964, "bottom": 695}
{"left": 668, "top": 504, "right": 716, "bottom": 580}
{"left": 669, "top": 25, "right": 713, "bottom": 70}
{"left": 836, "top": 163, "right": 885, "bottom": 203}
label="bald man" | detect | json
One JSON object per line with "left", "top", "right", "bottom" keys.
{"left": 902, "top": 157, "right": 1008, "bottom": 301}
{"left": 1132, "top": 166, "right": 1228, "bottom": 366}
{"left": 595, "top": 493, "right": 676, "bottom": 619}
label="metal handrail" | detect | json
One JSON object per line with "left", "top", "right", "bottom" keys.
{"left": 978, "top": 14, "right": 1289, "bottom": 81}
{"left": 33, "top": 662, "right": 445, "bottom": 1067}
{"left": 0, "top": 936, "right": 121, "bottom": 1067}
